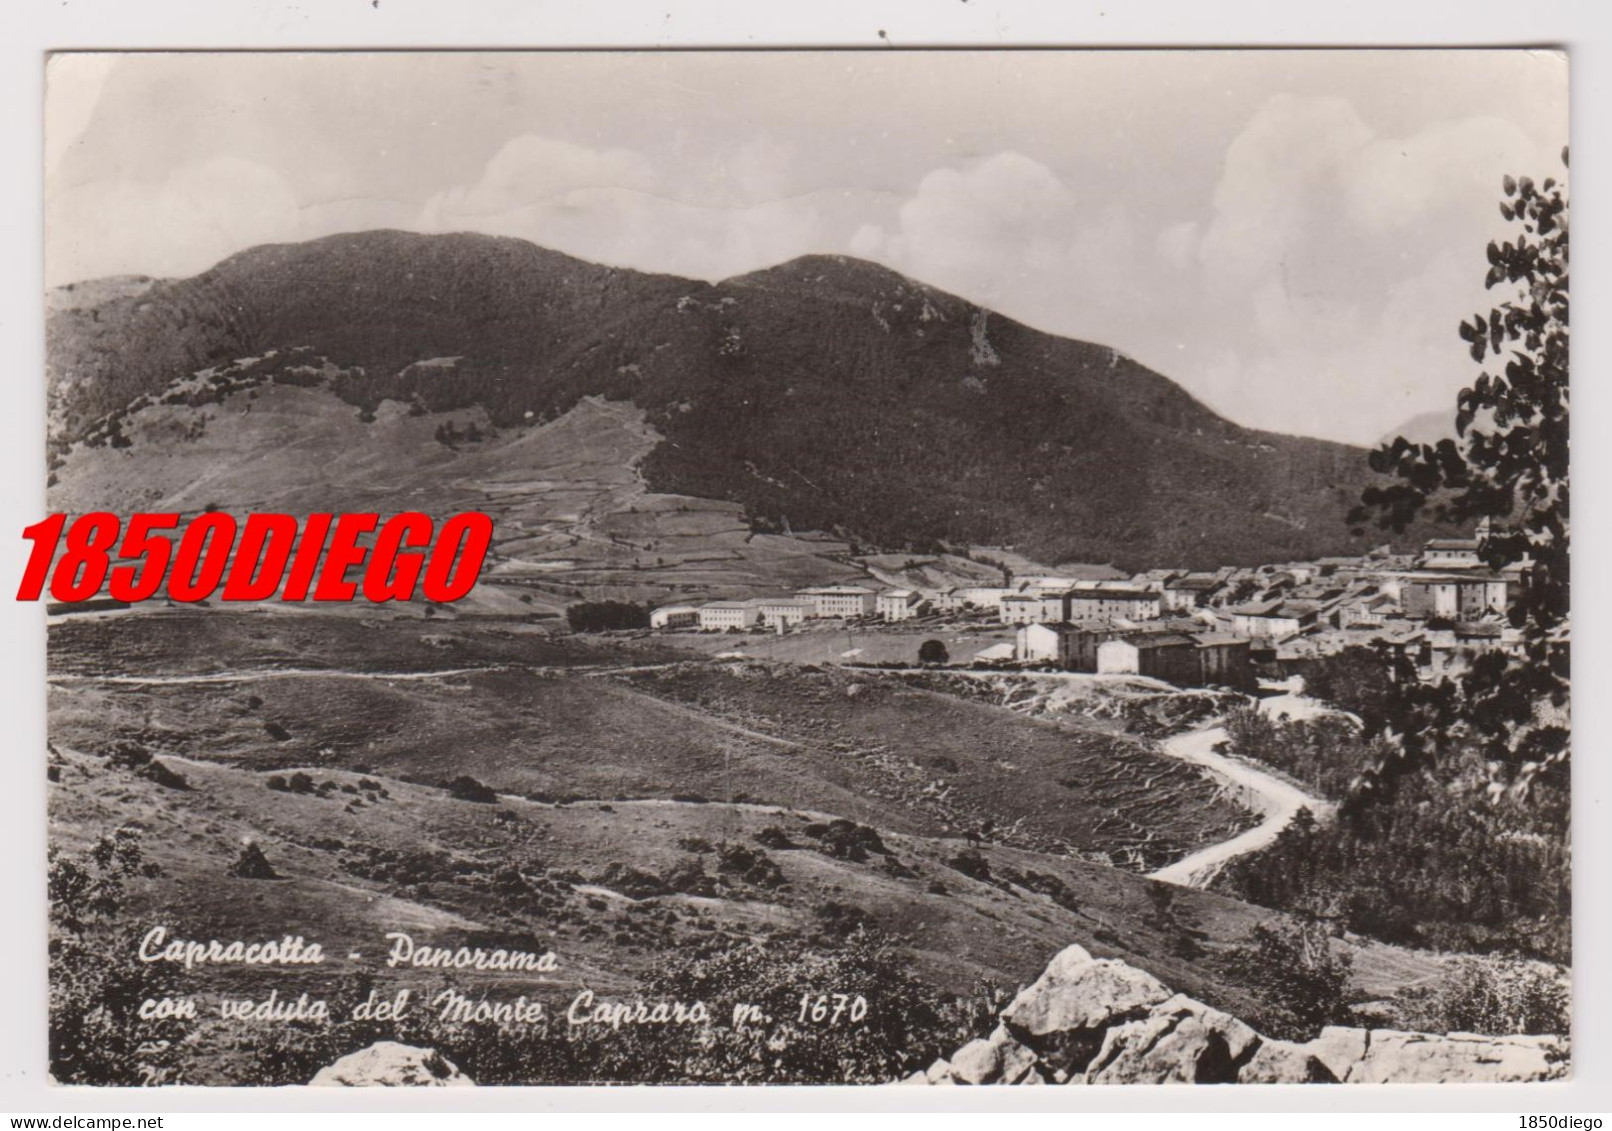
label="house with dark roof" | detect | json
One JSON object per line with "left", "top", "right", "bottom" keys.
{"left": 1065, "top": 584, "right": 1163, "bottom": 622}
{"left": 1162, "top": 573, "right": 1223, "bottom": 611}
{"left": 1227, "top": 600, "right": 1321, "bottom": 641}
{"left": 1096, "top": 633, "right": 1201, "bottom": 684}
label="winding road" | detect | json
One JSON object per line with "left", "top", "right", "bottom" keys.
{"left": 1148, "top": 705, "right": 1337, "bottom": 888}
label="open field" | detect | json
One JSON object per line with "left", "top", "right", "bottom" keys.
{"left": 50, "top": 659, "right": 1250, "bottom": 868}
{"left": 651, "top": 625, "right": 1019, "bottom": 667}
{"left": 47, "top": 610, "right": 681, "bottom": 678}
{"left": 47, "top": 608, "right": 1455, "bottom": 1084}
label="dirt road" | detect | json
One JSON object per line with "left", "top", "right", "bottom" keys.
{"left": 1147, "top": 723, "right": 1333, "bottom": 888}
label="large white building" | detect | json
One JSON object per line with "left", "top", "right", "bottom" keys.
{"left": 698, "top": 601, "right": 760, "bottom": 631}
{"left": 797, "top": 586, "right": 877, "bottom": 618}
{"left": 1097, "top": 632, "right": 1253, "bottom": 688}
{"left": 876, "top": 589, "right": 923, "bottom": 621}
{"left": 1065, "top": 584, "right": 1163, "bottom": 622}
{"left": 1227, "top": 600, "right": 1320, "bottom": 641}
{"left": 753, "top": 598, "right": 813, "bottom": 629}
{"left": 998, "top": 592, "right": 1045, "bottom": 625}
{"left": 649, "top": 604, "right": 700, "bottom": 629}
{"left": 957, "top": 586, "right": 1011, "bottom": 611}
{"left": 1015, "top": 622, "right": 1083, "bottom": 665}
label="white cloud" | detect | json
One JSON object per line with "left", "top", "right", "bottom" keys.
{"left": 1155, "top": 221, "right": 1201, "bottom": 273}
{"left": 416, "top": 132, "right": 834, "bottom": 281}
{"left": 1197, "top": 95, "right": 1374, "bottom": 290}
{"left": 48, "top": 158, "right": 304, "bottom": 285}
{"left": 420, "top": 135, "right": 656, "bottom": 225}
{"left": 1342, "top": 115, "right": 1545, "bottom": 235}
{"left": 1169, "top": 95, "right": 1556, "bottom": 443}
{"left": 851, "top": 152, "right": 1080, "bottom": 305}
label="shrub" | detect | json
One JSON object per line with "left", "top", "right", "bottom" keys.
{"left": 566, "top": 601, "right": 650, "bottom": 633}
{"left": 802, "top": 819, "right": 886, "bottom": 862}
{"left": 812, "top": 900, "right": 877, "bottom": 940}
{"left": 715, "top": 842, "right": 787, "bottom": 891}
{"left": 754, "top": 826, "right": 795, "bottom": 850}
{"left": 229, "top": 841, "right": 280, "bottom": 880}
{"left": 918, "top": 639, "right": 949, "bottom": 665}
{"left": 447, "top": 775, "right": 498, "bottom": 804}
{"left": 661, "top": 858, "right": 719, "bottom": 897}
{"left": 1142, "top": 882, "right": 1204, "bottom": 960}
{"left": 1389, "top": 957, "right": 1569, "bottom": 1036}
{"left": 1228, "top": 919, "right": 1354, "bottom": 1041}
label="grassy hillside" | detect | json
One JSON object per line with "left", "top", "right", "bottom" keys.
{"left": 50, "top": 615, "right": 1250, "bottom": 870}
{"left": 48, "top": 231, "right": 1453, "bottom": 570}
{"left": 48, "top": 613, "right": 1447, "bottom": 1084}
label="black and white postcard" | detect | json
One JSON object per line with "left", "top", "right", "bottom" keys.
{"left": 38, "top": 48, "right": 1571, "bottom": 1089}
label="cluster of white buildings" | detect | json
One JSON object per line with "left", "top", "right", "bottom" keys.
{"left": 643, "top": 522, "right": 1533, "bottom": 684}
{"left": 650, "top": 585, "right": 927, "bottom": 633}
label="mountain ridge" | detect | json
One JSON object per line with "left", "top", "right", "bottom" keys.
{"left": 47, "top": 230, "right": 1447, "bottom": 569}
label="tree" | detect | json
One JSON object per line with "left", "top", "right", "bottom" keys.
{"left": 565, "top": 600, "right": 650, "bottom": 633}
{"left": 917, "top": 639, "right": 949, "bottom": 665}
{"left": 50, "top": 826, "right": 189, "bottom": 1085}
{"left": 1351, "top": 152, "right": 1569, "bottom": 793}
{"left": 1229, "top": 919, "right": 1354, "bottom": 1041}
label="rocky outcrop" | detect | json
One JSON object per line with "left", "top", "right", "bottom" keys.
{"left": 1083, "top": 994, "right": 1260, "bottom": 1084}
{"left": 1310, "top": 1028, "right": 1569, "bottom": 1085}
{"left": 998, "top": 943, "right": 1172, "bottom": 1077}
{"left": 949, "top": 1026, "right": 1042, "bottom": 1085}
{"left": 1002, "top": 945, "right": 1172, "bottom": 1038}
{"left": 310, "top": 1041, "right": 474, "bottom": 1086}
{"left": 910, "top": 944, "right": 1569, "bottom": 1086}
{"left": 1238, "top": 1039, "right": 1338, "bottom": 1084}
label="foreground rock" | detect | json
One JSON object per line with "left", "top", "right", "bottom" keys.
{"left": 1306, "top": 1028, "right": 1569, "bottom": 1084}
{"left": 949, "top": 1026, "right": 1041, "bottom": 1085}
{"left": 910, "top": 944, "right": 1568, "bottom": 1086}
{"left": 1238, "top": 1039, "right": 1338, "bottom": 1084}
{"left": 310, "top": 1041, "right": 475, "bottom": 1087}
{"left": 1083, "top": 994, "right": 1261, "bottom": 1084}
{"left": 999, "top": 943, "right": 1172, "bottom": 1077}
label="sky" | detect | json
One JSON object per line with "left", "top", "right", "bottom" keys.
{"left": 44, "top": 50, "right": 1567, "bottom": 445}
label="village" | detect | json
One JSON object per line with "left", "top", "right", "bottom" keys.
{"left": 644, "top": 519, "right": 1528, "bottom": 691}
